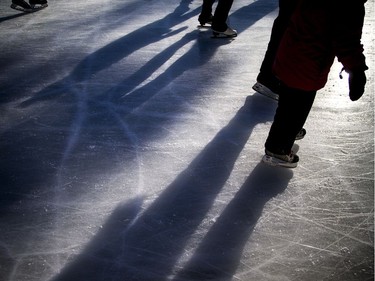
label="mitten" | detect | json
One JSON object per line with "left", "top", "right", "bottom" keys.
{"left": 348, "top": 70, "right": 367, "bottom": 101}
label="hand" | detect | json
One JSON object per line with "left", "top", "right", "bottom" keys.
{"left": 348, "top": 70, "right": 367, "bottom": 101}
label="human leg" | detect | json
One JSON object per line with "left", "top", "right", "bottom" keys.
{"left": 211, "top": 0, "right": 235, "bottom": 32}
{"left": 264, "top": 84, "right": 316, "bottom": 166}
{"left": 253, "top": 0, "right": 298, "bottom": 98}
{"left": 199, "top": 0, "right": 215, "bottom": 26}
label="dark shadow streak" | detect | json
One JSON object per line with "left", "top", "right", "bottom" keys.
{"left": 0, "top": 12, "right": 29, "bottom": 23}
{"left": 172, "top": 163, "right": 293, "bottom": 281}
{"left": 101, "top": 0, "right": 278, "bottom": 106}
{"left": 92, "top": 31, "right": 230, "bottom": 117}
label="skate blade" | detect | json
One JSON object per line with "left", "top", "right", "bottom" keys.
{"left": 30, "top": 4, "right": 48, "bottom": 9}
{"left": 197, "top": 22, "right": 212, "bottom": 28}
{"left": 252, "top": 82, "right": 279, "bottom": 101}
{"left": 212, "top": 31, "right": 237, "bottom": 38}
{"left": 197, "top": 25, "right": 211, "bottom": 29}
{"left": 262, "top": 155, "right": 298, "bottom": 168}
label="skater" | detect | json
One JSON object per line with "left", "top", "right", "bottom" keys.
{"left": 252, "top": 0, "right": 298, "bottom": 100}
{"left": 262, "top": 0, "right": 368, "bottom": 168}
{"left": 198, "top": 0, "right": 237, "bottom": 38}
{"left": 11, "top": 0, "right": 48, "bottom": 12}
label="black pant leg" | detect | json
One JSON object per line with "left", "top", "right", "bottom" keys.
{"left": 265, "top": 85, "right": 316, "bottom": 154}
{"left": 200, "top": 0, "right": 216, "bottom": 19}
{"left": 212, "top": 0, "right": 234, "bottom": 31}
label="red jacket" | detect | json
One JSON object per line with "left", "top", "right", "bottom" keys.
{"left": 273, "top": 0, "right": 368, "bottom": 91}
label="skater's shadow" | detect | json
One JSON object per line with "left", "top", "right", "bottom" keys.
{"left": 83, "top": 29, "right": 232, "bottom": 117}
{"left": 172, "top": 163, "right": 292, "bottom": 281}
{"left": 50, "top": 94, "right": 280, "bottom": 281}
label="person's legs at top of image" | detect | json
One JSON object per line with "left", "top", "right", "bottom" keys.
{"left": 252, "top": 0, "right": 298, "bottom": 100}
{"left": 198, "top": 0, "right": 215, "bottom": 26}
{"left": 211, "top": 0, "right": 237, "bottom": 37}
{"left": 263, "top": 84, "right": 316, "bottom": 168}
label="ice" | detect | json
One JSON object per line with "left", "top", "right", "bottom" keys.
{"left": 0, "top": 0, "right": 373, "bottom": 280}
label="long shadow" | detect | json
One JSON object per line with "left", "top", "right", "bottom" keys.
{"left": 50, "top": 94, "right": 277, "bottom": 281}
{"left": 87, "top": 30, "right": 229, "bottom": 115}
{"left": 172, "top": 163, "right": 292, "bottom": 281}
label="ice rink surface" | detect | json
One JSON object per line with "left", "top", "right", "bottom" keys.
{"left": 0, "top": 0, "right": 374, "bottom": 280}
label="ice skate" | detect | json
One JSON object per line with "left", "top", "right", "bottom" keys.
{"left": 11, "top": 0, "right": 33, "bottom": 12}
{"left": 212, "top": 26, "right": 237, "bottom": 38}
{"left": 252, "top": 82, "right": 279, "bottom": 100}
{"left": 252, "top": 72, "right": 280, "bottom": 100}
{"left": 29, "top": 0, "right": 48, "bottom": 9}
{"left": 262, "top": 149, "right": 299, "bottom": 168}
